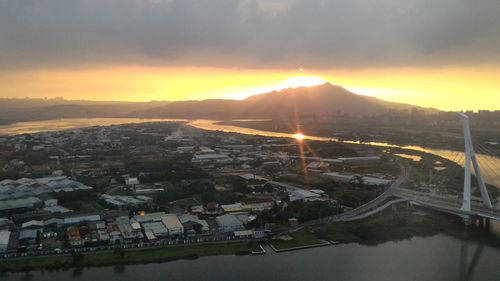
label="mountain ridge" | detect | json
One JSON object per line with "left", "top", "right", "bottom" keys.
{"left": 131, "top": 83, "right": 439, "bottom": 119}
{"left": 0, "top": 83, "right": 439, "bottom": 124}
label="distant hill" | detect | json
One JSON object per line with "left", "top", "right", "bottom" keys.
{"left": 132, "top": 83, "right": 438, "bottom": 119}
{"left": 0, "top": 98, "right": 171, "bottom": 124}
{"left": 0, "top": 84, "right": 438, "bottom": 124}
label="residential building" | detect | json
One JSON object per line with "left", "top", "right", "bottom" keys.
{"left": 161, "top": 214, "right": 184, "bottom": 237}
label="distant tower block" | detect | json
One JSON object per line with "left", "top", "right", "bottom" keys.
{"left": 458, "top": 113, "right": 493, "bottom": 213}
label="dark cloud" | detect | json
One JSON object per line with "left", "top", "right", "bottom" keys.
{"left": 1, "top": 0, "right": 499, "bottom": 70}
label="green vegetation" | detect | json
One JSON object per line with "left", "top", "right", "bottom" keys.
{"left": 315, "top": 207, "right": 462, "bottom": 245}
{"left": 53, "top": 190, "right": 104, "bottom": 212}
{"left": 247, "top": 241, "right": 264, "bottom": 253}
{"left": 0, "top": 242, "right": 253, "bottom": 273}
{"left": 270, "top": 231, "right": 325, "bottom": 250}
{"left": 254, "top": 200, "right": 338, "bottom": 227}
{"left": 171, "top": 197, "right": 201, "bottom": 209}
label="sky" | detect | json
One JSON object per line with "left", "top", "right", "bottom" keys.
{"left": 0, "top": 0, "right": 499, "bottom": 110}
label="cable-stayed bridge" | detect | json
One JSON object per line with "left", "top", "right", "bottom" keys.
{"left": 305, "top": 113, "right": 500, "bottom": 226}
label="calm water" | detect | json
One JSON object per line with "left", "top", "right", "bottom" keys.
{"left": 3, "top": 235, "right": 500, "bottom": 281}
{"left": 0, "top": 118, "right": 185, "bottom": 136}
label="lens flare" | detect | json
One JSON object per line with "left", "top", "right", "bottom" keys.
{"left": 294, "top": 133, "right": 305, "bottom": 141}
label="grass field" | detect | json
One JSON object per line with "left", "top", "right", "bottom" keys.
{"left": 270, "top": 231, "right": 325, "bottom": 250}
{"left": 0, "top": 242, "right": 252, "bottom": 273}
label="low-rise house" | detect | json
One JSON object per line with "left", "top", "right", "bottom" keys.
{"left": 106, "top": 223, "right": 122, "bottom": 243}
{"left": 115, "top": 217, "right": 137, "bottom": 241}
{"left": 221, "top": 203, "right": 243, "bottom": 213}
{"left": 241, "top": 197, "right": 274, "bottom": 212}
{"left": 142, "top": 222, "right": 168, "bottom": 237}
{"left": 204, "top": 202, "right": 221, "bottom": 216}
{"left": 216, "top": 214, "right": 245, "bottom": 233}
{"left": 289, "top": 190, "right": 322, "bottom": 202}
{"left": 233, "top": 230, "right": 254, "bottom": 239}
{"left": 66, "top": 226, "right": 81, "bottom": 246}
{"left": 178, "top": 214, "right": 210, "bottom": 236}
{"left": 190, "top": 205, "right": 204, "bottom": 215}
{"left": 19, "top": 229, "right": 39, "bottom": 246}
{"left": 0, "top": 230, "right": 10, "bottom": 253}
{"left": 162, "top": 214, "right": 184, "bottom": 238}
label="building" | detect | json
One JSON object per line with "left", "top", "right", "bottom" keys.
{"left": 192, "top": 153, "right": 231, "bottom": 163}
{"left": 19, "top": 229, "right": 39, "bottom": 246}
{"left": 233, "top": 230, "right": 253, "bottom": 239}
{"left": 241, "top": 197, "right": 274, "bottom": 212}
{"left": 0, "top": 197, "right": 43, "bottom": 216}
{"left": 101, "top": 194, "right": 151, "bottom": 209}
{"left": 161, "top": 214, "right": 184, "bottom": 237}
{"left": 323, "top": 172, "right": 392, "bottom": 186}
{"left": 106, "top": 223, "right": 122, "bottom": 243}
{"left": 289, "top": 190, "right": 321, "bottom": 202}
{"left": 67, "top": 226, "right": 82, "bottom": 246}
{"left": 0, "top": 230, "right": 10, "bottom": 253}
{"left": 63, "top": 213, "right": 101, "bottom": 225}
{"left": 142, "top": 222, "right": 168, "bottom": 237}
{"left": 178, "top": 214, "right": 210, "bottom": 235}
{"left": 125, "top": 177, "right": 140, "bottom": 187}
{"left": 338, "top": 156, "right": 381, "bottom": 166}
{"left": 221, "top": 203, "right": 243, "bottom": 213}
{"left": 133, "top": 212, "right": 166, "bottom": 223}
{"left": 115, "top": 217, "right": 137, "bottom": 241}
{"left": 216, "top": 214, "right": 245, "bottom": 233}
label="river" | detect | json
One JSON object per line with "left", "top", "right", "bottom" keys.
{"left": 3, "top": 235, "right": 500, "bottom": 281}
{"left": 0, "top": 118, "right": 185, "bottom": 136}
{"left": 188, "top": 120, "right": 500, "bottom": 188}
{"left": 0, "top": 118, "right": 498, "bottom": 187}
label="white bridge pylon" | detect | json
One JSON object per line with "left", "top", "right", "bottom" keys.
{"left": 458, "top": 112, "right": 493, "bottom": 212}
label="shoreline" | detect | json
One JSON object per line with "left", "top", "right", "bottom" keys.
{"left": 0, "top": 241, "right": 253, "bottom": 273}
{"left": 2, "top": 207, "right": 500, "bottom": 273}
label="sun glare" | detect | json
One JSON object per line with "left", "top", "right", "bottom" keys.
{"left": 294, "top": 133, "right": 305, "bottom": 141}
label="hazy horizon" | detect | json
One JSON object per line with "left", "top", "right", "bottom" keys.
{"left": 1, "top": 0, "right": 500, "bottom": 110}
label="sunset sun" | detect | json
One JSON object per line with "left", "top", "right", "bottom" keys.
{"left": 294, "top": 133, "right": 305, "bottom": 141}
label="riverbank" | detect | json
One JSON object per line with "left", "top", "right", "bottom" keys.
{"left": 0, "top": 242, "right": 253, "bottom": 273}
{"left": 3, "top": 206, "right": 500, "bottom": 273}
{"left": 269, "top": 231, "right": 328, "bottom": 251}
{"left": 293, "top": 206, "right": 500, "bottom": 249}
